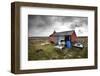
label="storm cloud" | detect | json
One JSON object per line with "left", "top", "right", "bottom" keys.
{"left": 28, "top": 15, "right": 88, "bottom": 37}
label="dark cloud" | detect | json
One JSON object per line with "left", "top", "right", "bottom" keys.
{"left": 28, "top": 15, "right": 54, "bottom": 31}
{"left": 28, "top": 15, "right": 88, "bottom": 37}
{"left": 69, "top": 17, "right": 88, "bottom": 29}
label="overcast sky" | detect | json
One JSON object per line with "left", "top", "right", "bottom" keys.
{"left": 28, "top": 15, "right": 88, "bottom": 37}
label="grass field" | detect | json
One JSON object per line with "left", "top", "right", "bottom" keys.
{"left": 28, "top": 37, "right": 88, "bottom": 60}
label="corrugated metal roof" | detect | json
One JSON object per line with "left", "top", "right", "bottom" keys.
{"left": 55, "top": 30, "right": 74, "bottom": 36}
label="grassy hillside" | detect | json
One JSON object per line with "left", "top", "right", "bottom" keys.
{"left": 28, "top": 37, "right": 88, "bottom": 60}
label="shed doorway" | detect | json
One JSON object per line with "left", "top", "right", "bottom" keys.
{"left": 65, "top": 35, "right": 72, "bottom": 48}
